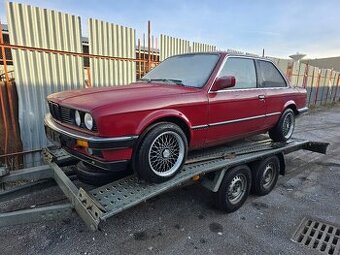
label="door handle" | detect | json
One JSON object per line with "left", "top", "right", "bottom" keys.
{"left": 258, "top": 95, "right": 266, "bottom": 100}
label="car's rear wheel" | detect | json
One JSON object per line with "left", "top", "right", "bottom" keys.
{"left": 269, "top": 108, "right": 295, "bottom": 142}
{"left": 134, "top": 122, "right": 188, "bottom": 183}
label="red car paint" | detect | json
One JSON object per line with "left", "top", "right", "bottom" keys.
{"left": 45, "top": 52, "right": 307, "bottom": 171}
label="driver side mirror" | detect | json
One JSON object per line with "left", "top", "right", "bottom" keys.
{"left": 211, "top": 76, "right": 236, "bottom": 91}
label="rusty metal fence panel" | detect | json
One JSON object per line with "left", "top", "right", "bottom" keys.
{"left": 88, "top": 19, "right": 136, "bottom": 87}
{"left": 6, "top": 2, "right": 84, "bottom": 167}
{"left": 191, "top": 42, "right": 216, "bottom": 53}
{"left": 159, "top": 34, "right": 190, "bottom": 61}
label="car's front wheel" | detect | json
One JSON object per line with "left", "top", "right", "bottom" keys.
{"left": 269, "top": 108, "right": 295, "bottom": 142}
{"left": 134, "top": 122, "right": 188, "bottom": 183}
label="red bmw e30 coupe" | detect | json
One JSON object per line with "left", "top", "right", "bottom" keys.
{"left": 45, "top": 52, "right": 307, "bottom": 183}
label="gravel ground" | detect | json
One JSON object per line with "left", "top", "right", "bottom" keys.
{"left": 0, "top": 104, "right": 339, "bottom": 255}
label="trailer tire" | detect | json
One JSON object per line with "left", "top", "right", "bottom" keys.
{"left": 251, "top": 156, "right": 280, "bottom": 196}
{"left": 76, "top": 162, "right": 132, "bottom": 186}
{"left": 215, "top": 165, "right": 251, "bottom": 213}
{"left": 269, "top": 108, "right": 295, "bottom": 142}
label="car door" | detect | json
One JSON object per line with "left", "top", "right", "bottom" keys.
{"left": 255, "top": 60, "right": 289, "bottom": 128}
{"left": 206, "top": 57, "right": 266, "bottom": 146}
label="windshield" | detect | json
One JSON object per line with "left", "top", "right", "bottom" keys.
{"left": 142, "top": 53, "right": 220, "bottom": 88}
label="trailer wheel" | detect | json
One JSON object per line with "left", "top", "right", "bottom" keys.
{"left": 215, "top": 165, "right": 251, "bottom": 213}
{"left": 251, "top": 156, "right": 280, "bottom": 196}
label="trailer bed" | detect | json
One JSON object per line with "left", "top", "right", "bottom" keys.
{"left": 0, "top": 137, "right": 328, "bottom": 231}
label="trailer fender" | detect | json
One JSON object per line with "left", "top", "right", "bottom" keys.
{"left": 278, "top": 153, "right": 286, "bottom": 176}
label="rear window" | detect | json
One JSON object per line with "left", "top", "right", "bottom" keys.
{"left": 257, "top": 60, "right": 287, "bottom": 88}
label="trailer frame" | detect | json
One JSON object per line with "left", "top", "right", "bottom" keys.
{"left": 0, "top": 137, "right": 329, "bottom": 231}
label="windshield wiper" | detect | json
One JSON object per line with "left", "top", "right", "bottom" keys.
{"left": 139, "top": 78, "right": 184, "bottom": 85}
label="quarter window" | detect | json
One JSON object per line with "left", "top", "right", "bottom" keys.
{"left": 218, "top": 57, "right": 257, "bottom": 89}
{"left": 257, "top": 60, "right": 287, "bottom": 87}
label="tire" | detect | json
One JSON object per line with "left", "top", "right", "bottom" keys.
{"left": 215, "top": 165, "right": 251, "bottom": 213}
{"left": 76, "top": 162, "right": 132, "bottom": 186}
{"left": 251, "top": 156, "right": 280, "bottom": 196}
{"left": 269, "top": 108, "right": 295, "bottom": 142}
{"left": 134, "top": 122, "right": 188, "bottom": 183}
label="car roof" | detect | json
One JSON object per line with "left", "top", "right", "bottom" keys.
{"left": 171, "top": 51, "right": 272, "bottom": 62}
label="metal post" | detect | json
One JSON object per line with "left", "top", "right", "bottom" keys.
{"left": 324, "top": 70, "right": 332, "bottom": 104}
{"left": 308, "top": 67, "right": 315, "bottom": 107}
{"left": 143, "top": 33, "right": 146, "bottom": 76}
{"left": 314, "top": 70, "right": 321, "bottom": 105}
{"left": 137, "top": 38, "right": 141, "bottom": 79}
{"left": 0, "top": 20, "right": 9, "bottom": 164}
{"left": 0, "top": 20, "right": 9, "bottom": 83}
{"left": 86, "top": 67, "right": 92, "bottom": 87}
{"left": 147, "top": 21, "right": 151, "bottom": 72}
{"left": 333, "top": 74, "right": 340, "bottom": 103}
{"left": 302, "top": 63, "right": 309, "bottom": 89}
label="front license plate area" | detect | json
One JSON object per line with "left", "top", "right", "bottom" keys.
{"left": 46, "top": 126, "right": 61, "bottom": 148}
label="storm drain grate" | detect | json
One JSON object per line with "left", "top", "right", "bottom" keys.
{"left": 292, "top": 217, "right": 340, "bottom": 255}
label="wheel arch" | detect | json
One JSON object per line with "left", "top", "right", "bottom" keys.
{"left": 283, "top": 101, "right": 299, "bottom": 115}
{"left": 136, "top": 110, "right": 192, "bottom": 145}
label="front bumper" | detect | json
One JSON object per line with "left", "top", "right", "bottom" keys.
{"left": 44, "top": 113, "right": 138, "bottom": 171}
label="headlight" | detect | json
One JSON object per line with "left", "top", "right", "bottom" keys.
{"left": 84, "top": 113, "right": 93, "bottom": 130}
{"left": 75, "top": 110, "right": 81, "bottom": 126}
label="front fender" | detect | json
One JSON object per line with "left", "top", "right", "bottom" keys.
{"left": 136, "top": 109, "right": 192, "bottom": 135}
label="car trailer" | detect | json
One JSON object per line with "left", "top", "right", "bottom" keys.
{"left": 0, "top": 137, "right": 328, "bottom": 231}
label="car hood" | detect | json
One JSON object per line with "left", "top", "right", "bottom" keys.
{"left": 47, "top": 82, "right": 200, "bottom": 112}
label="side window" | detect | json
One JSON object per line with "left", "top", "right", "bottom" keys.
{"left": 257, "top": 60, "right": 287, "bottom": 87}
{"left": 218, "top": 58, "right": 256, "bottom": 89}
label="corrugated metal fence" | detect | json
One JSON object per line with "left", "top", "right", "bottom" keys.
{"left": 6, "top": 2, "right": 84, "bottom": 166}
{"left": 159, "top": 34, "right": 217, "bottom": 61}
{"left": 159, "top": 34, "right": 190, "bottom": 61}
{"left": 88, "top": 19, "right": 136, "bottom": 87}
{"left": 271, "top": 57, "right": 340, "bottom": 107}
{"left": 191, "top": 42, "right": 216, "bottom": 53}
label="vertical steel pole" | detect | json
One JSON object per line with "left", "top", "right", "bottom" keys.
{"left": 308, "top": 67, "right": 315, "bottom": 107}
{"left": 86, "top": 67, "right": 92, "bottom": 87}
{"left": 137, "top": 38, "right": 141, "bottom": 79}
{"left": 333, "top": 74, "right": 340, "bottom": 103}
{"left": 151, "top": 35, "right": 154, "bottom": 65}
{"left": 324, "top": 70, "right": 332, "bottom": 104}
{"left": 0, "top": 20, "right": 18, "bottom": 157}
{"left": 0, "top": 20, "right": 9, "bottom": 163}
{"left": 302, "top": 63, "right": 309, "bottom": 89}
{"left": 147, "top": 21, "right": 151, "bottom": 73}
{"left": 0, "top": 20, "right": 9, "bottom": 83}
{"left": 314, "top": 70, "right": 321, "bottom": 105}
{"left": 143, "top": 33, "right": 146, "bottom": 76}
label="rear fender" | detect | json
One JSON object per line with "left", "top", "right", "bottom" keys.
{"left": 283, "top": 100, "right": 297, "bottom": 114}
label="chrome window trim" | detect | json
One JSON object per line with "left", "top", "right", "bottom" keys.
{"left": 45, "top": 113, "right": 138, "bottom": 143}
{"left": 191, "top": 112, "right": 281, "bottom": 130}
{"left": 208, "top": 55, "right": 290, "bottom": 93}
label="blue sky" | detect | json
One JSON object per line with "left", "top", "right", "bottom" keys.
{"left": 1, "top": 0, "right": 339, "bottom": 58}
